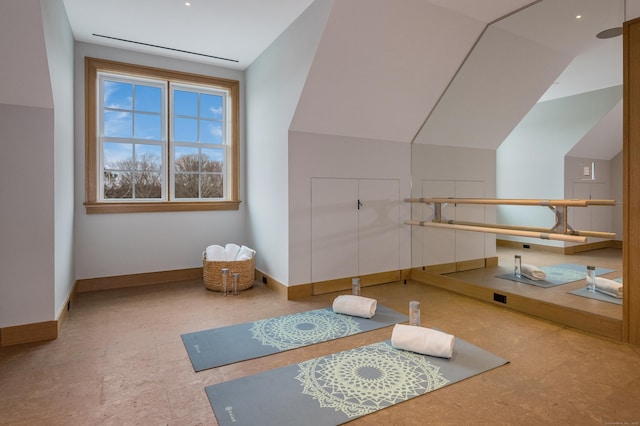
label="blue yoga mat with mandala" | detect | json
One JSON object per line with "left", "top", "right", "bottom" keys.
{"left": 205, "top": 338, "right": 508, "bottom": 426}
{"left": 181, "top": 305, "right": 408, "bottom": 371}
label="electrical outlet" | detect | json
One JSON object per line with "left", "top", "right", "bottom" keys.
{"left": 262, "top": 276, "right": 267, "bottom": 284}
{"left": 493, "top": 293, "right": 507, "bottom": 304}
{"left": 523, "top": 244, "right": 530, "bottom": 249}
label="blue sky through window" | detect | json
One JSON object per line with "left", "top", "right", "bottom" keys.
{"left": 103, "top": 78, "right": 225, "bottom": 165}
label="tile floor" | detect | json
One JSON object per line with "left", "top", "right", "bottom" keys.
{"left": 1, "top": 272, "right": 640, "bottom": 425}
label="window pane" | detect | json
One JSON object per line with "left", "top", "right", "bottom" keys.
{"left": 174, "top": 146, "right": 199, "bottom": 172}
{"left": 134, "top": 113, "right": 162, "bottom": 140}
{"left": 200, "top": 121, "right": 223, "bottom": 144}
{"left": 104, "top": 111, "right": 133, "bottom": 138}
{"left": 104, "top": 142, "right": 133, "bottom": 169}
{"left": 134, "top": 171, "right": 162, "bottom": 199}
{"left": 174, "top": 90, "right": 197, "bottom": 116}
{"left": 201, "top": 173, "right": 223, "bottom": 198}
{"left": 134, "top": 85, "right": 161, "bottom": 113}
{"left": 103, "top": 171, "right": 133, "bottom": 199}
{"left": 201, "top": 148, "right": 223, "bottom": 172}
{"left": 174, "top": 173, "right": 198, "bottom": 198}
{"left": 135, "top": 144, "right": 162, "bottom": 172}
{"left": 200, "top": 94, "right": 223, "bottom": 119}
{"left": 104, "top": 81, "right": 132, "bottom": 109}
{"left": 174, "top": 117, "right": 198, "bottom": 142}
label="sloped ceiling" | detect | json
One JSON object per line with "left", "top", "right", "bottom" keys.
{"left": 290, "top": 0, "right": 536, "bottom": 143}
{"left": 567, "top": 97, "right": 623, "bottom": 160}
{"left": 0, "top": 1, "right": 53, "bottom": 109}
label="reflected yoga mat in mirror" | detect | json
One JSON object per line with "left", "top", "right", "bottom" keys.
{"left": 495, "top": 264, "right": 615, "bottom": 288}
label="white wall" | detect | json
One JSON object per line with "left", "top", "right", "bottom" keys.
{"left": 41, "top": 0, "right": 76, "bottom": 319}
{"left": 289, "top": 131, "right": 411, "bottom": 285}
{"left": 245, "top": 0, "right": 334, "bottom": 285}
{"left": 73, "top": 42, "right": 247, "bottom": 279}
{"left": 0, "top": 104, "right": 55, "bottom": 327}
{"left": 0, "top": 1, "right": 56, "bottom": 328}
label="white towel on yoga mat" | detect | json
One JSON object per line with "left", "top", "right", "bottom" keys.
{"left": 595, "top": 277, "right": 623, "bottom": 299}
{"left": 236, "top": 245, "right": 256, "bottom": 261}
{"left": 391, "top": 324, "right": 455, "bottom": 359}
{"left": 522, "top": 264, "right": 546, "bottom": 280}
{"left": 205, "top": 245, "right": 226, "bottom": 261}
{"left": 332, "top": 295, "right": 377, "bottom": 319}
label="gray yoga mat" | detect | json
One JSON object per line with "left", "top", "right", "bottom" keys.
{"left": 496, "top": 263, "right": 615, "bottom": 288}
{"left": 182, "top": 305, "right": 408, "bottom": 371}
{"left": 205, "top": 337, "right": 509, "bottom": 426}
{"left": 568, "top": 287, "right": 622, "bottom": 305}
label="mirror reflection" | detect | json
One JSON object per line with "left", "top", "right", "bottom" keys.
{"left": 410, "top": 0, "right": 624, "bottom": 338}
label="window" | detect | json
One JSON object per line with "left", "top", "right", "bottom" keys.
{"left": 85, "top": 57, "right": 240, "bottom": 213}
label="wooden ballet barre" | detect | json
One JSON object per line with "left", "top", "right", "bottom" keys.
{"left": 404, "top": 220, "right": 588, "bottom": 243}
{"left": 404, "top": 197, "right": 615, "bottom": 207}
{"left": 444, "top": 219, "right": 616, "bottom": 240}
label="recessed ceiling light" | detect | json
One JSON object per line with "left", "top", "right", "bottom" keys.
{"left": 576, "top": 15, "right": 582, "bottom": 20}
{"left": 185, "top": 2, "right": 191, "bottom": 5}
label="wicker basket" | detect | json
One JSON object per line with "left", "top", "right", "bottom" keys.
{"left": 202, "top": 254, "right": 255, "bottom": 292}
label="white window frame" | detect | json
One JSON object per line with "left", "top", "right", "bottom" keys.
{"left": 98, "top": 72, "right": 168, "bottom": 202}
{"left": 169, "top": 82, "right": 230, "bottom": 201}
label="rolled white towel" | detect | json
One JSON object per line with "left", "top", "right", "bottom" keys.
{"left": 595, "top": 277, "right": 623, "bottom": 299}
{"left": 391, "top": 324, "right": 455, "bottom": 359}
{"left": 521, "top": 264, "right": 546, "bottom": 280}
{"left": 332, "top": 295, "right": 377, "bottom": 319}
{"left": 391, "top": 324, "right": 455, "bottom": 358}
{"left": 236, "top": 245, "right": 256, "bottom": 261}
{"left": 224, "top": 243, "right": 241, "bottom": 261}
{"left": 205, "top": 245, "right": 225, "bottom": 261}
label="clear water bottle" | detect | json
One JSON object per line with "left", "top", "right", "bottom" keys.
{"left": 232, "top": 272, "right": 240, "bottom": 296}
{"left": 352, "top": 277, "right": 361, "bottom": 296}
{"left": 514, "top": 255, "right": 522, "bottom": 278}
{"left": 586, "top": 265, "right": 596, "bottom": 292}
{"left": 221, "top": 268, "right": 229, "bottom": 296}
{"left": 409, "top": 301, "right": 420, "bottom": 327}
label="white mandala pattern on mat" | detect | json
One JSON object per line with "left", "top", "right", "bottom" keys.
{"left": 249, "top": 310, "right": 361, "bottom": 350}
{"left": 540, "top": 267, "right": 585, "bottom": 283}
{"left": 295, "top": 342, "right": 449, "bottom": 418}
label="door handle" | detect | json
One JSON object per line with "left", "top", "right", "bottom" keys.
{"left": 357, "top": 200, "right": 363, "bottom": 210}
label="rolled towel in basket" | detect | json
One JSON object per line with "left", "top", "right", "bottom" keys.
{"left": 205, "top": 245, "right": 225, "bottom": 261}
{"left": 521, "top": 264, "right": 546, "bottom": 280}
{"left": 391, "top": 324, "right": 455, "bottom": 359}
{"left": 595, "top": 277, "right": 623, "bottom": 299}
{"left": 332, "top": 295, "right": 377, "bottom": 319}
{"left": 236, "top": 245, "right": 256, "bottom": 261}
{"left": 224, "top": 243, "right": 241, "bottom": 261}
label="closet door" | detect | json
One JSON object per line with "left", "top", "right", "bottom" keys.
{"left": 572, "top": 182, "right": 591, "bottom": 232}
{"left": 573, "top": 182, "right": 612, "bottom": 237}
{"left": 311, "top": 178, "right": 359, "bottom": 282}
{"left": 358, "top": 179, "right": 400, "bottom": 276}
{"left": 590, "top": 183, "right": 612, "bottom": 236}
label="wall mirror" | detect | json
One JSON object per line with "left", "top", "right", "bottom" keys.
{"left": 410, "top": 0, "right": 624, "bottom": 273}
